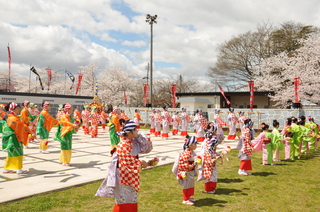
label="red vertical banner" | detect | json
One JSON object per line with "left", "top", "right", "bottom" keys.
{"left": 75, "top": 74, "right": 83, "bottom": 94}
{"left": 248, "top": 81, "right": 254, "bottom": 110}
{"left": 294, "top": 77, "right": 300, "bottom": 103}
{"left": 123, "top": 86, "right": 128, "bottom": 105}
{"left": 170, "top": 84, "right": 177, "bottom": 108}
{"left": 143, "top": 84, "right": 148, "bottom": 107}
{"left": 7, "top": 46, "right": 11, "bottom": 76}
{"left": 218, "top": 84, "right": 231, "bottom": 105}
{"left": 46, "top": 68, "right": 52, "bottom": 90}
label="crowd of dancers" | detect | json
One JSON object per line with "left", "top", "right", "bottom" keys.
{"left": 1, "top": 101, "right": 319, "bottom": 211}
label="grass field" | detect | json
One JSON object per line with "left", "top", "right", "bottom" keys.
{"left": 0, "top": 147, "right": 319, "bottom": 212}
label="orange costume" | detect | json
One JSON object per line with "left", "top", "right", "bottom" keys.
{"left": 36, "top": 107, "right": 59, "bottom": 153}
{"left": 101, "top": 110, "right": 108, "bottom": 130}
{"left": 2, "top": 103, "right": 32, "bottom": 174}
{"left": 134, "top": 111, "right": 142, "bottom": 129}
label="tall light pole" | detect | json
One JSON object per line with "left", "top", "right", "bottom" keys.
{"left": 146, "top": 14, "right": 157, "bottom": 107}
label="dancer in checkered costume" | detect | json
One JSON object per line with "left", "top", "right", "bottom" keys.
{"left": 198, "top": 129, "right": 222, "bottom": 194}
{"left": 161, "top": 106, "right": 172, "bottom": 139}
{"left": 81, "top": 105, "right": 91, "bottom": 135}
{"left": 180, "top": 107, "right": 191, "bottom": 136}
{"left": 149, "top": 108, "right": 156, "bottom": 134}
{"left": 172, "top": 111, "right": 181, "bottom": 135}
{"left": 214, "top": 109, "right": 226, "bottom": 143}
{"left": 96, "top": 120, "right": 151, "bottom": 212}
{"left": 176, "top": 136, "right": 198, "bottom": 206}
{"left": 154, "top": 109, "right": 162, "bottom": 137}
{"left": 195, "top": 109, "right": 208, "bottom": 142}
{"left": 227, "top": 108, "right": 239, "bottom": 140}
{"left": 238, "top": 111, "right": 247, "bottom": 133}
{"left": 236, "top": 119, "right": 255, "bottom": 176}
{"left": 90, "top": 107, "right": 101, "bottom": 138}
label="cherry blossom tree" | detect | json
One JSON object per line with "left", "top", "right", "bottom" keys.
{"left": 97, "top": 66, "right": 140, "bottom": 107}
{"left": 254, "top": 34, "right": 320, "bottom": 108}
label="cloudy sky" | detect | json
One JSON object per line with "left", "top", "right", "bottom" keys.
{"left": 0, "top": 0, "right": 320, "bottom": 83}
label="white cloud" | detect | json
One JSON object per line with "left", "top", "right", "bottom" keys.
{"left": 1, "top": 0, "right": 320, "bottom": 84}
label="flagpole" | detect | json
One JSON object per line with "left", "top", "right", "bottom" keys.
{"left": 47, "top": 66, "right": 49, "bottom": 92}
{"left": 29, "top": 64, "right": 31, "bottom": 93}
{"left": 7, "top": 43, "right": 11, "bottom": 92}
{"left": 64, "top": 69, "right": 66, "bottom": 95}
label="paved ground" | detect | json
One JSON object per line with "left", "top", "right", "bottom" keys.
{"left": 0, "top": 128, "right": 239, "bottom": 204}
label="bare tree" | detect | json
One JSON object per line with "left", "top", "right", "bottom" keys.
{"left": 207, "top": 21, "right": 318, "bottom": 85}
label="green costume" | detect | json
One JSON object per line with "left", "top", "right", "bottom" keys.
{"left": 272, "top": 128, "right": 284, "bottom": 151}
{"left": 300, "top": 124, "right": 310, "bottom": 153}
{"left": 309, "top": 122, "right": 319, "bottom": 150}
{"left": 290, "top": 123, "right": 302, "bottom": 159}
{"left": 2, "top": 122, "right": 24, "bottom": 157}
{"left": 36, "top": 113, "right": 50, "bottom": 139}
{"left": 265, "top": 131, "right": 274, "bottom": 164}
{"left": 54, "top": 117, "right": 76, "bottom": 150}
{"left": 0, "top": 120, "right": 5, "bottom": 133}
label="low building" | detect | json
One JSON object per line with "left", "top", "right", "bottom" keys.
{"left": 176, "top": 91, "right": 276, "bottom": 109}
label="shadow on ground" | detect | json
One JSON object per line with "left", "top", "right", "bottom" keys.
{"left": 193, "top": 198, "right": 227, "bottom": 207}
{"left": 219, "top": 178, "right": 243, "bottom": 183}
{"left": 252, "top": 172, "right": 276, "bottom": 177}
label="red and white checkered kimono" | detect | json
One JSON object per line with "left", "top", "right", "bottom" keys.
{"left": 196, "top": 115, "right": 208, "bottom": 142}
{"left": 154, "top": 112, "right": 162, "bottom": 136}
{"left": 181, "top": 112, "right": 191, "bottom": 136}
{"left": 81, "top": 109, "right": 91, "bottom": 135}
{"left": 228, "top": 112, "right": 239, "bottom": 140}
{"left": 162, "top": 110, "right": 172, "bottom": 138}
{"left": 177, "top": 148, "right": 197, "bottom": 201}
{"left": 172, "top": 114, "right": 182, "bottom": 135}
{"left": 90, "top": 113, "right": 101, "bottom": 138}
{"left": 237, "top": 126, "right": 254, "bottom": 171}
{"left": 117, "top": 137, "right": 141, "bottom": 192}
{"left": 214, "top": 114, "right": 226, "bottom": 143}
{"left": 197, "top": 147, "right": 219, "bottom": 193}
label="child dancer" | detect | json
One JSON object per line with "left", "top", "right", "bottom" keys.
{"left": 20, "top": 100, "right": 36, "bottom": 148}
{"left": 238, "top": 111, "right": 247, "bottom": 133}
{"left": 227, "top": 108, "right": 238, "bottom": 140}
{"left": 161, "top": 106, "right": 172, "bottom": 139}
{"left": 171, "top": 111, "right": 180, "bottom": 135}
{"left": 36, "top": 101, "right": 59, "bottom": 154}
{"left": 176, "top": 136, "right": 198, "bottom": 205}
{"left": 196, "top": 109, "right": 208, "bottom": 142}
{"left": 281, "top": 118, "right": 294, "bottom": 160}
{"left": 109, "top": 107, "right": 121, "bottom": 153}
{"left": 251, "top": 123, "right": 274, "bottom": 165}
{"left": 214, "top": 109, "right": 226, "bottom": 143}
{"left": 198, "top": 131, "right": 221, "bottom": 194}
{"left": 95, "top": 120, "right": 152, "bottom": 211}
{"left": 154, "top": 109, "right": 162, "bottom": 137}
{"left": 308, "top": 117, "right": 318, "bottom": 151}
{"left": 81, "top": 105, "right": 91, "bottom": 135}
{"left": 299, "top": 116, "right": 310, "bottom": 154}
{"left": 28, "top": 103, "right": 40, "bottom": 143}
{"left": 180, "top": 107, "right": 191, "bottom": 136}
{"left": 134, "top": 109, "right": 142, "bottom": 129}
{"left": 149, "top": 108, "right": 156, "bottom": 134}
{"left": 55, "top": 103, "right": 78, "bottom": 166}
{"left": 272, "top": 120, "right": 284, "bottom": 161}
{"left": 90, "top": 107, "right": 101, "bottom": 138}
{"left": 290, "top": 117, "right": 301, "bottom": 160}
{"left": 2, "top": 102, "right": 32, "bottom": 174}
{"left": 100, "top": 108, "right": 108, "bottom": 130}
{"left": 237, "top": 119, "right": 254, "bottom": 175}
